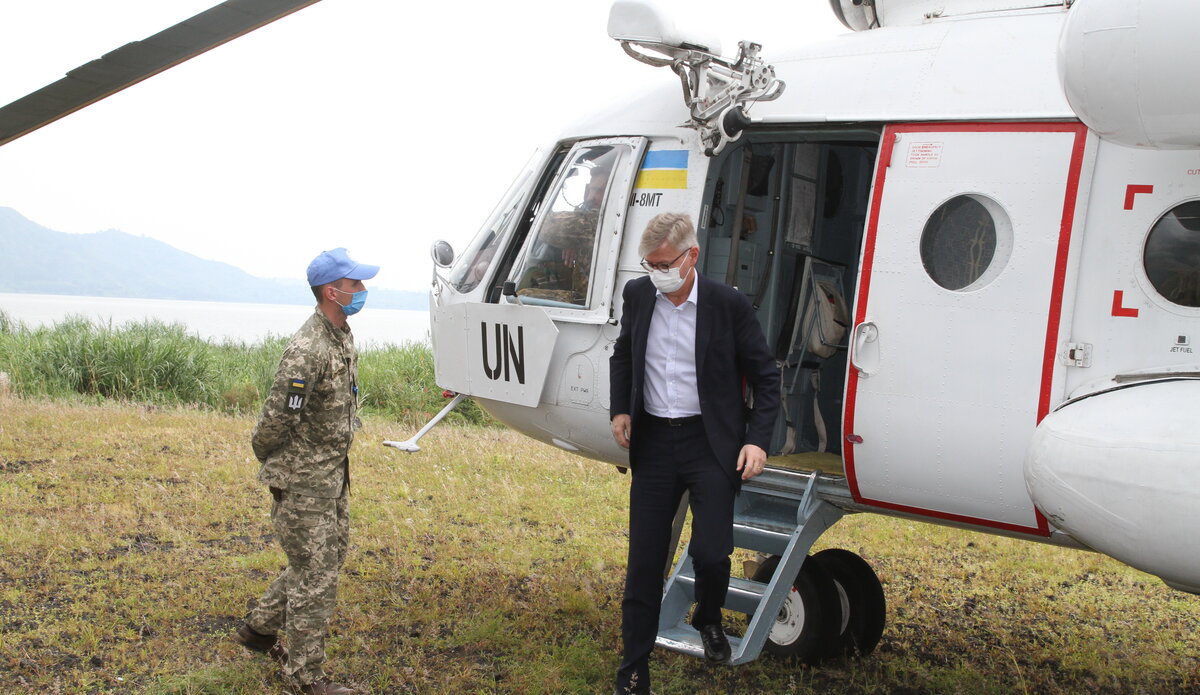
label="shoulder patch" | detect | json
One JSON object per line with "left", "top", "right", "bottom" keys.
{"left": 286, "top": 378, "right": 307, "bottom": 411}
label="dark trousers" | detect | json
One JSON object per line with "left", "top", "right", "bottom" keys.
{"left": 617, "top": 415, "right": 736, "bottom": 691}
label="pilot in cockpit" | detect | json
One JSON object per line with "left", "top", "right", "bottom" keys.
{"left": 582, "top": 165, "right": 609, "bottom": 211}
{"left": 516, "top": 154, "right": 614, "bottom": 305}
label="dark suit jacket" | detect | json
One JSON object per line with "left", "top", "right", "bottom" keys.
{"left": 610, "top": 273, "right": 781, "bottom": 484}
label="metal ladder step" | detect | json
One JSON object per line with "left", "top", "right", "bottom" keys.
{"left": 656, "top": 624, "right": 744, "bottom": 658}
{"left": 732, "top": 519, "right": 792, "bottom": 555}
{"left": 732, "top": 494, "right": 803, "bottom": 555}
{"left": 654, "top": 471, "right": 845, "bottom": 665}
{"left": 666, "top": 574, "right": 769, "bottom": 616}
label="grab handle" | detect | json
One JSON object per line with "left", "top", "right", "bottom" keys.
{"left": 850, "top": 321, "right": 880, "bottom": 376}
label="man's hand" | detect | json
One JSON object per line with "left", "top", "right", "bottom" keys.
{"left": 737, "top": 444, "right": 767, "bottom": 480}
{"left": 611, "top": 414, "right": 631, "bottom": 449}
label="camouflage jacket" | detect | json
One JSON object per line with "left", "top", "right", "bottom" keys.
{"left": 252, "top": 309, "right": 359, "bottom": 498}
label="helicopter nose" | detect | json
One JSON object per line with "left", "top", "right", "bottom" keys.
{"left": 1025, "top": 379, "right": 1200, "bottom": 593}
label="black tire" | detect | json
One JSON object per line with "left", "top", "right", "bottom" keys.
{"left": 751, "top": 554, "right": 844, "bottom": 664}
{"left": 812, "top": 548, "right": 886, "bottom": 658}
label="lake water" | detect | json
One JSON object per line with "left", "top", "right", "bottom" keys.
{"left": 0, "top": 293, "right": 431, "bottom": 347}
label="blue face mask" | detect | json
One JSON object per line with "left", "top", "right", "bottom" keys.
{"left": 333, "top": 288, "right": 368, "bottom": 316}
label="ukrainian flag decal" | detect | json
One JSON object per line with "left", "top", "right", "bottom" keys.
{"left": 635, "top": 150, "right": 688, "bottom": 190}
{"left": 289, "top": 379, "right": 306, "bottom": 390}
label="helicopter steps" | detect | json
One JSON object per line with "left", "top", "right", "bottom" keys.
{"left": 654, "top": 467, "right": 846, "bottom": 665}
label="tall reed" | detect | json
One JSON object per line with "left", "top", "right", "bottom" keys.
{"left": 0, "top": 314, "right": 490, "bottom": 424}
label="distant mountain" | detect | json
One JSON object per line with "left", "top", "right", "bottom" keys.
{"left": 0, "top": 207, "right": 427, "bottom": 310}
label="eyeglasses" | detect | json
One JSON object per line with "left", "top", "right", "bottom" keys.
{"left": 640, "top": 248, "right": 691, "bottom": 273}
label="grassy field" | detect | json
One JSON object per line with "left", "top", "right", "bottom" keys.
{"left": 3, "top": 397, "right": 1200, "bottom": 695}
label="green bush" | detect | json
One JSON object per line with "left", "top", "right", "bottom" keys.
{"left": 1, "top": 316, "right": 214, "bottom": 404}
{"left": 0, "top": 316, "right": 493, "bottom": 425}
{"left": 359, "top": 342, "right": 490, "bottom": 425}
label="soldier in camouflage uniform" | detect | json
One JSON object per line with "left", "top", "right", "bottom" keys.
{"left": 234, "top": 247, "right": 379, "bottom": 695}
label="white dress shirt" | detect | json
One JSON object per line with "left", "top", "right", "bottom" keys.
{"left": 643, "top": 277, "right": 702, "bottom": 418}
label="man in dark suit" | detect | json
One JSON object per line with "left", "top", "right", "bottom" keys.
{"left": 609, "top": 212, "right": 780, "bottom": 694}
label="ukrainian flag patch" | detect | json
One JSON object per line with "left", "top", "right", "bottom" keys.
{"left": 286, "top": 377, "right": 307, "bottom": 411}
{"left": 635, "top": 150, "right": 689, "bottom": 189}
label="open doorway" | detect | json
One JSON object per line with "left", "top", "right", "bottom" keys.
{"left": 697, "top": 129, "right": 880, "bottom": 476}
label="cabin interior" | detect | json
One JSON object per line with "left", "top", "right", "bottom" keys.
{"left": 697, "top": 129, "right": 881, "bottom": 476}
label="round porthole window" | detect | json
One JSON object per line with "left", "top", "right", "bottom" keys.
{"left": 920, "top": 195, "right": 1012, "bottom": 291}
{"left": 1144, "top": 201, "right": 1200, "bottom": 308}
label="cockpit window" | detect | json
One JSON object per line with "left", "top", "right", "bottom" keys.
{"left": 448, "top": 154, "right": 540, "bottom": 294}
{"left": 449, "top": 228, "right": 504, "bottom": 294}
{"left": 510, "top": 145, "right": 623, "bottom": 308}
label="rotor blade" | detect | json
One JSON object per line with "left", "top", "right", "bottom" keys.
{"left": 0, "top": 0, "right": 322, "bottom": 147}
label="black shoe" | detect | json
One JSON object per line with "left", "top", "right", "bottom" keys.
{"left": 699, "top": 623, "right": 731, "bottom": 663}
{"left": 234, "top": 623, "right": 288, "bottom": 664}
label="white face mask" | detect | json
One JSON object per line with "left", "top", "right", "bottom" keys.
{"left": 649, "top": 264, "right": 692, "bottom": 293}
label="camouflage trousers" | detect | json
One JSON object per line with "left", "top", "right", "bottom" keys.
{"left": 246, "top": 486, "right": 349, "bottom": 686}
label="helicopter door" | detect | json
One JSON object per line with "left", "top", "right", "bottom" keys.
{"left": 845, "top": 123, "right": 1089, "bottom": 535}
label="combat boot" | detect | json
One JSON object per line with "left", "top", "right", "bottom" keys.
{"left": 292, "top": 677, "right": 355, "bottom": 694}
{"left": 233, "top": 622, "right": 288, "bottom": 664}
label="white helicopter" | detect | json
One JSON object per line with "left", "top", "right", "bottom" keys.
{"left": 3, "top": 0, "right": 1198, "bottom": 670}
{"left": 397, "top": 0, "right": 1200, "bottom": 666}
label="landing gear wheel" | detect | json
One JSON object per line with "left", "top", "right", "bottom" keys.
{"left": 751, "top": 554, "right": 843, "bottom": 663}
{"left": 812, "top": 548, "right": 886, "bottom": 658}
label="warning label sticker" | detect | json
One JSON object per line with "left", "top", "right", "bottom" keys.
{"left": 906, "top": 142, "right": 944, "bottom": 168}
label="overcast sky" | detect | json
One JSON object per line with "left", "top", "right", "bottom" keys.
{"left": 0, "top": 1, "right": 843, "bottom": 291}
